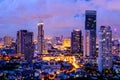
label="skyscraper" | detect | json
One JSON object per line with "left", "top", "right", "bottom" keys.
{"left": 24, "top": 32, "right": 34, "bottom": 62}
{"left": 4, "top": 36, "right": 12, "bottom": 47}
{"left": 71, "top": 29, "right": 83, "bottom": 56}
{"left": 37, "top": 22, "right": 44, "bottom": 55}
{"left": 85, "top": 10, "right": 96, "bottom": 58}
{"left": 17, "top": 30, "right": 28, "bottom": 54}
{"left": 16, "top": 30, "right": 34, "bottom": 62}
{"left": 98, "top": 26, "right": 113, "bottom": 72}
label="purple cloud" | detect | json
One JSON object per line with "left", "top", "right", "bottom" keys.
{"left": 0, "top": 0, "right": 120, "bottom": 38}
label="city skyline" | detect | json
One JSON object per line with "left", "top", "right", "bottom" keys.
{"left": 0, "top": 0, "right": 120, "bottom": 38}
{"left": 0, "top": 1, "right": 120, "bottom": 79}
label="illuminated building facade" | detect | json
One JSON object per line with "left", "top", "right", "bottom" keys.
{"left": 4, "top": 36, "right": 12, "bottom": 47}
{"left": 71, "top": 29, "right": 83, "bottom": 55}
{"left": 16, "top": 30, "right": 34, "bottom": 62}
{"left": 37, "top": 22, "right": 44, "bottom": 55}
{"left": 62, "top": 38, "right": 71, "bottom": 50}
{"left": 85, "top": 10, "right": 96, "bottom": 57}
{"left": 98, "top": 26, "right": 113, "bottom": 72}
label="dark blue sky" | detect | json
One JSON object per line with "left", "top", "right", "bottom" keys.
{"left": 0, "top": 0, "right": 120, "bottom": 38}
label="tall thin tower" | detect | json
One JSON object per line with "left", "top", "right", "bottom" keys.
{"left": 85, "top": 10, "right": 96, "bottom": 58}
{"left": 37, "top": 22, "right": 44, "bottom": 55}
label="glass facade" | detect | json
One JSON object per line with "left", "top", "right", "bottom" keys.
{"left": 85, "top": 10, "right": 96, "bottom": 57}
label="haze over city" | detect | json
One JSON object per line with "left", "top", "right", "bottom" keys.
{"left": 0, "top": 0, "right": 120, "bottom": 38}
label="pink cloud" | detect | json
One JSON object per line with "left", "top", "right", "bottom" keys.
{"left": 0, "top": 0, "right": 120, "bottom": 37}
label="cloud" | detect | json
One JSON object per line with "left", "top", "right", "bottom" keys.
{"left": 0, "top": 0, "right": 120, "bottom": 37}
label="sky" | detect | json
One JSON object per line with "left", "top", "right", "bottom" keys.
{"left": 0, "top": 0, "right": 120, "bottom": 38}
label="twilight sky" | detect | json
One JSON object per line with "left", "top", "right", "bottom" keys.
{"left": 0, "top": 0, "right": 120, "bottom": 38}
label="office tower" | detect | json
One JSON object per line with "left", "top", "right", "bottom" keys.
{"left": 4, "top": 36, "right": 12, "bottom": 47}
{"left": 85, "top": 10, "right": 96, "bottom": 58}
{"left": 16, "top": 30, "right": 34, "bottom": 62}
{"left": 71, "top": 29, "right": 83, "bottom": 56}
{"left": 37, "top": 22, "right": 44, "bottom": 55}
{"left": 17, "top": 30, "right": 27, "bottom": 54}
{"left": 98, "top": 26, "right": 113, "bottom": 72}
{"left": 24, "top": 32, "right": 34, "bottom": 62}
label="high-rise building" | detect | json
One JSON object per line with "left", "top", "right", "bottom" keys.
{"left": 71, "top": 29, "right": 83, "bottom": 56}
{"left": 24, "top": 32, "right": 34, "bottom": 62}
{"left": 98, "top": 26, "right": 113, "bottom": 72}
{"left": 17, "top": 30, "right": 27, "bottom": 54}
{"left": 37, "top": 22, "right": 44, "bottom": 55}
{"left": 4, "top": 36, "right": 12, "bottom": 47}
{"left": 16, "top": 30, "right": 34, "bottom": 62}
{"left": 85, "top": 10, "right": 96, "bottom": 58}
